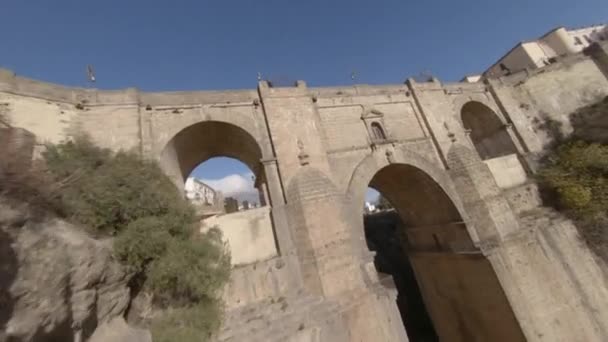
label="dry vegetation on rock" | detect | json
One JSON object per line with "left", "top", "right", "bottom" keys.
{"left": 538, "top": 96, "right": 608, "bottom": 260}
{"left": 0, "top": 132, "right": 230, "bottom": 341}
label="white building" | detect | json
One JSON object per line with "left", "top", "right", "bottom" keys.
{"left": 460, "top": 75, "right": 482, "bottom": 83}
{"left": 185, "top": 177, "right": 226, "bottom": 217}
{"left": 478, "top": 24, "right": 607, "bottom": 79}
{"left": 364, "top": 202, "right": 377, "bottom": 214}
{"left": 185, "top": 177, "right": 221, "bottom": 206}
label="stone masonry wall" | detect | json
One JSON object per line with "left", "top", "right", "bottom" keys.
{"left": 2, "top": 44, "right": 608, "bottom": 341}
{"left": 489, "top": 48, "right": 608, "bottom": 153}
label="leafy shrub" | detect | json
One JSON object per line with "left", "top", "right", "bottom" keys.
{"left": 147, "top": 229, "right": 230, "bottom": 306}
{"left": 43, "top": 136, "right": 191, "bottom": 235}
{"left": 113, "top": 213, "right": 200, "bottom": 272}
{"left": 538, "top": 140, "right": 608, "bottom": 258}
{"left": 113, "top": 216, "right": 176, "bottom": 272}
{"left": 538, "top": 140, "right": 608, "bottom": 219}
{"left": 150, "top": 303, "right": 223, "bottom": 342}
{"left": 40, "top": 136, "right": 230, "bottom": 341}
{"left": 558, "top": 184, "right": 593, "bottom": 210}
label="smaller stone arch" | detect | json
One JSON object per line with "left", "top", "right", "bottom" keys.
{"left": 160, "top": 121, "right": 265, "bottom": 186}
{"left": 452, "top": 94, "right": 502, "bottom": 122}
{"left": 160, "top": 119, "right": 287, "bottom": 270}
{"left": 150, "top": 106, "right": 274, "bottom": 167}
{"left": 460, "top": 101, "right": 518, "bottom": 160}
{"left": 157, "top": 120, "right": 277, "bottom": 213}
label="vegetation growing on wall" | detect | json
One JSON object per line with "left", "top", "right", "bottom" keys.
{"left": 2, "top": 135, "right": 230, "bottom": 341}
{"left": 538, "top": 97, "right": 608, "bottom": 260}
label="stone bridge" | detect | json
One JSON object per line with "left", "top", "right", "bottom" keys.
{"left": 2, "top": 42, "right": 608, "bottom": 342}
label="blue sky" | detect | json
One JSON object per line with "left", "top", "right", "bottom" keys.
{"left": 2, "top": 0, "right": 606, "bottom": 202}
{"left": 2, "top": 0, "right": 606, "bottom": 90}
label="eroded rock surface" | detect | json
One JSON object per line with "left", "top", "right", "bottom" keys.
{"left": 0, "top": 200, "right": 135, "bottom": 341}
{"left": 88, "top": 317, "right": 151, "bottom": 342}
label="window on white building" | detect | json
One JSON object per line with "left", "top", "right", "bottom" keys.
{"left": 574, "top": 37, "right": 583, "bottom": 45}
{"left": 584, "top": 35, "right": 592, "bottom": 44}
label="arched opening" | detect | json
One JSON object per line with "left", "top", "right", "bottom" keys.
{"left": 461, "top": 102, "right": 518, "bottom": 160}
{"left": 363, "top": 164, "right": 525, "bottom": 342}
{"left": 160, "top": 121, "right": 264, "bottom": 188}
{"left": 160, "top": 121, "right": 278, "bottom": 266}
{"left": 370, "top": 122, "right": 387, "bottom": 141}
{"left": 187, "top": 157, "right": 262, "bottom": 217}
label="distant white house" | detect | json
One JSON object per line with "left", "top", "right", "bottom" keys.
{"left": 482, "top": 23, "right": 607, "bottom": 79}
{"left": 364, "top": 202, "right": 377, "bottom": 214}
{"left": 184, "top": 177, "right": 226, "bottom": 217}
{"left": 460, "top": 75, "right": 482, "bottom": 83}
{"left": 185, "top": 177, "right": 219, "bottom": 205}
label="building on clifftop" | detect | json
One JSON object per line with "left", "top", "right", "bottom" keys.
{"left": 462, "top": 23, "right": 607, "bottom": 82}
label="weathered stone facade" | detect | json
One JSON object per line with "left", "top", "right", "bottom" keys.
{"left": 2, "top": 42, "right": 608, "bottom": 342}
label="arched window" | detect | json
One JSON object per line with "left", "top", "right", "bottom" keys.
{"left": 371, "top": 122, "right": 386, "bottom": 141}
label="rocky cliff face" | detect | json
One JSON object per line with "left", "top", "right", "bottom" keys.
{"left": 0, "top": 199, "right": 138, "bottom": 342}
{"left": 570, "top": 96, "right": 608, "bottom": 143}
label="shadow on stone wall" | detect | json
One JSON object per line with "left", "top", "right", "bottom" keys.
{"left": 535, "top": 95, "right": 608, "bottom": 148}
{"left": 534, "top": 95, "right": 608, "bottom": 261}
{"left": 534, "top": 96, "right": 608, "bottom": 202}
{"left": 0, "top": 225, "right": 18, "bottom": 338}
{"left": 533, "top": 112, "right": 565, "bottom": 147}
{"left": 364, "top": 211, "right": 438, "bottom": 342}
{"left": 569, "top": 95, "right": 608, "bottom": 144}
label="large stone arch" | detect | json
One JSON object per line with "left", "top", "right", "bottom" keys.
{"left": 345, "top": 145, "right": 526, "bottom": 341}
